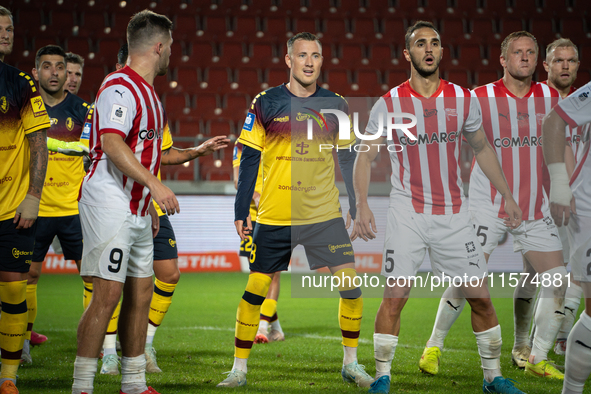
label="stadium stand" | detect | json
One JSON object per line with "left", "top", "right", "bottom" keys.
{"left": 8, "top": 0, "right": 591, "bottom": 181}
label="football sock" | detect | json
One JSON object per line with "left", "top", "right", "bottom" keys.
{"left": 103, "top": 300, "right": 121, "bottom": 356}
{"left": 234, "top": 273, "right": 272, "bottom": 360}
{"left": 563, "top": 311, "right": 591, "bottom": 394}
{"left": 530, "top": 266, "right": 568, "bottom": 364}
{"left": 374, "top": 333, "right": 397, "bottom": 379}
{"left": 0, "top": 280, "right": 27, "bottom": 380}
{"left": 120, "top": 355, "right": 148, "bottom": 394}
{"left": 232, "top": 357, "right": 247, "bottom": 374}
{"left": 270, "top": 312, "right": 283, "bottom": 334}
{"left": 557, "top": 280, "right": 583, "bottom": 341}
{"left": 83, "top": 282, "right": 93, "bottom": 310}
{"left": 147, "top": 279, "right": 177, "bottom": 346}
{"left": 72, "top": 356, "right": 98, "bottom": 394}
{"left": 426, "top": 286, "right": 466, "bottom": 349}
{"left": 25, "top": 284, "right": 36, "bottom": 341}
{"left": 259, "top": 298, "right": 277, "bottom": 334}
{"left": 334, "top": 268, "right": 363, "bottom": 365}
{"left": 513, "top": 274, "right": 538, "bottom": 348}
{"left": 474, "top": 325, "right": 502, "bottom": 383}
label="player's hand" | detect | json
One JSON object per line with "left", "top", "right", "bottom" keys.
{"left": 235, "top": 216, "right": 252, "bottom": 240}
{"left": 346, "top": 211, "right": 359, "bottom": 241}
{"left": 150, "top": 181, "right": 180, "bottom": 215}
{"left": 14, "top": 194, "right": 40, "bottom": 229}
{"left": 354, "top": 203, "right": 377, "bottom": 242}
{"left": 502, "top": 196, "right": 522, "bottom": 229}
{"left": 148, "top": 202, "right": 160, "bottom": 238}
{"left": 47, "top": 138, "right": 89, "bottom": 157}
{"left": 196, "top": 136, "right": 231, "bottom": 156}
{"left": 550, "top": 196, "right": 576, "bottom": 227}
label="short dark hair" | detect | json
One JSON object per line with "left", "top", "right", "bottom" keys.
{"left": 35, "top": 45, "right": 66, "bottom": 69}
{"left": 65, "top": 52, "right": 84, "bottom": 68}
{"left": 501, "top": 31, "right": 538, "bottom": 59}
{"left": 127, "top": 10, "right": 172, "bottom": 51}
{"left": 117, "top": 43, "right": 129, "bottom": 66}
{"left": 0, "top": 6, "right": 13, "bottom": 22}
{"left": 287, "top": 32, "right": 322, "bottom": 56}
{"left": 405, "top": 20, "right": 440, "bottom": 50}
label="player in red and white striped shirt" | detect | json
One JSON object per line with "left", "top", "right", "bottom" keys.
{"left": 72, "top": 10, "right": 178, "bottom": 394}
{"left": 354, "top": 21, "right": 524, "bottom": 394}
{"left": 543, "top": 79, "right": 591, "bottom": 394}
{"left": 420, "top": 32, "right": 569, "bottom": 380}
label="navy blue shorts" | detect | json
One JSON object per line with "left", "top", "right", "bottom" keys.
{"left": 33, "top": 215, "right": 82, "bottom": 262}
{"left": 0, "top": 218, "right": 37, "bottom": 273}
{"left": 250, "top": 217, "right": 355, "bottom": 273}
{"left": 153, "top": 215, "right": 178, "bottom": 261}
{"left": 239, "top": 221, "right": 257, "bottom": 258}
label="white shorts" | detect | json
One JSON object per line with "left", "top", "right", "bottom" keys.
{"left": 79, "top": 202, "right": 154, "bottom": 283}
{"left": 470, "top": 210, "right": 563, "bottom": 256}
{"left": 382, "top": 208, "right": 487, "bottom": 280}
{"left": 567, "top": 213, "right": 591, "bottom": 283}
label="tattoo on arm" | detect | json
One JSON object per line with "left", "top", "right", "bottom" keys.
{"left": 465, "top": 129, "right": 488, "bottom": 155}
{"left": 26, "top": 130, "right": 48, "bottom": 198}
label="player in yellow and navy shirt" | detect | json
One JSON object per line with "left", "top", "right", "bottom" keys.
{"left": 218, "top": 32, "right": 373, "bottom": 389}
{"left": 0, "top": 6, "right": 50, "bottom": 392}
{"left": 20, "top": 45, "right": 90, "bottom": 364}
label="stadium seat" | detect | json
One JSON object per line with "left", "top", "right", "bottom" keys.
{"left": 324, "top": 68, "right": 351, "bottom": 93}
{"left": 231, "top": 16, "right": 260, "bottom": 40}
{"left": 529, "top": 18, "right": 557, "bottom": 44}
{"left": 206, "top": 119, "right": 235, "bottom": 137}
{"left": 174, "top": 67, "right": 200, "bottom": 92}
{"left": 194, "top": 93, "right": 222, "bottom": 120}
{"left": 338, "top": 43, "right": 367, "bottom": 68}
{"left": 364, "top": 0, "right": 397, "bottom": 16}
{"left": 33, "top": 37, "right": 62, "bottom": 51}
{"left": 381, "top": 18, "right": 407, "bottom": 39}
{"left": 261, "top": 16, "right": 290, "bottom": 38}
{"left": 176, "top": 119, "right": 202, "bottom": 137}
{"left": 469, "top": 18, "right": 497, "bottom": 43}
{"left": 484, "top": 44, "right": 502, "bottom": 68}
{"left": 81, "top": 65, "right": 108, "bottom": 93}
{"left": 445, "top": 69, "right": 471, "bottom": 89}
{"left": 558, "top": 17, "right": 587, "bottom": 40}
{"left": 247, "top": 42, "right": 279, "bottom": 67}
{"left": 355, "top": 69, "right": 382, "bottom": 96}
{"left": 456, "top": 43, "right": 484, "bottom": 69}
{"left": 321, "top": 17, "right": 351, "bottom": 41}
{"left": 201, "top": 67, "right": 233, "bottom": 92}
{"left": 292, "top": 17, "right": 320, "bottom": 35}
{"left": 440, "top": 18, "right": 470, "bottom": 43}
{"left": 110, "top": 12, "right": 134, "bottom": 32}
{"left": 96, "top": 38, "right": 123, "bottom": 64}
{"left": 78, "top": 12, "right": 110, "bottom": 38}
{"left": 497, "top": 18, "right": 525, "bottom": 37}
{"left": 49, "top": 10, "right": 78, "bottom": 37}
{"left": 65, "top": 38, "right": 92, "bottom": 58}
{"left": 576, "top": 70, "right": 590, "bottom": 86}
{"left": 369, "top": 43, "right": 400, "bottom": 68}
{"left": 200, "top": 15, "right": 232, "bottom": 39}
{"left": 217, "top": 42, "right": 248, "bottom": 67}
{"left": 187, "top": 41, "right": 215, "bottom": 67}
{"left": 452, "top": 0, "right": 484, "bottom": 18}
{"left": 504, "top": 0, "right": 543, "bottom": 18}
{"left": 384, "top": 69, "right": 410, "bottom": 89}
{"left": 169, "top": 40, "right": 186, "bottom": 65}
{"left": 265, "top": 68, "right": 289, "bottom": 88}
{"left": 15, "top": 9, "right": 45, "bottom": 34}
{"left": 234, "top": 67, "right": 263, "bottom": 95}
{"left": 222, "top": 92, "right": 250, "bottom": 123}
{"left": 162, "top": 92, "right": 191, "bottom": 120}
{"left": 173, "top": 14, "right": 199, "bottom": 40}
{"left": 351, "top": 17, "right": 379, "bottom": 40}
{"left": 473, "top": 70, "right": 500, "bottom": 86}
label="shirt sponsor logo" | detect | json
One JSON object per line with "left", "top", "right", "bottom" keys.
{"left": 0, "top": 145, "right": 16, "bottom": 152}
{"left": 328, "top": 243, "right": 352, "bottom": 253}
{"left": 0, "top": 175, "right": 13, "bottom": 184}
{"left": 12, "top": 248, "right": 32, "bottom": 259}
{"left": 31, "top": 97, "right": 47, "bottom": 117}
{"left": 399, "top": 131, "right": 461, "bottom": 146}
{"left": 66, "top": 117, "right": 74, "bottom": 131}
{"left": 81, "top": 122, "right": 91, "bottom": 140}
{"left": 50, "top": 118, "right": 58, "bottom": 126}
{"left": 110, "top": 104, "right": 127, "bottom": 125}
{"left": 296, "top": 112, "right": 310, "bottom": 122}
{"left": 243, "top": 112, "right": 255, "bottom": 131}
{"left": 0, "top": 96, "right": 8, "bottom": 113}
{"left": 424, "top": 108, "right": 437, "bottom": 118}
{"left": 494, "top": 136, "right": 541, "bottom": 148}
{"left": 169, "top": 239, "right": 176, "bottom": 247}
{"left": 274, "top": 115, "right": 289, "bottom": 122}
{"left": 138, "top": 129, "right": 157, "bottom": 140}
{"left": 294, "top": 141, "right": 309, "bottom": 155}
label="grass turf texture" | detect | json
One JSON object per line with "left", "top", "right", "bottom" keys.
{"left": 21, "top": 273, "right": 578, "bottom": 393}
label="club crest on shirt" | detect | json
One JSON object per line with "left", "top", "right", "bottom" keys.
{"left": 31, "top": 97, "right": 47, "bottom": 117}
{"left": 110, "top": 104, "right": 128, "bottom": 125}
{"left": 66, "top": 117, "right": 74, "bottom": 131}
{"left": 0, "top": 96, "right": 8, "bottom": 113}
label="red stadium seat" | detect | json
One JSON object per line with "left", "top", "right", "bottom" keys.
{"left": 265, "top": 68, "right": 289, "bottom": 88}
{"left": 456, "top": 43, "right": 484, "bottom": 69}
{"left": 187, "top": 41, "right": 215, "bottom": 67}
{"left": 381, "top": 18, "right": 407, "bottom": 39}
{"left": 195, "top": 93, "right": 222, "bottom": 120}
{"left": 473, "top": 70, "right": 500, "bottom": 86}
{"left": 49, "top": 10, "right": 78, "bottom": 36}
{"left": 173, "top": 14, "right": 199, "bottom": 40}
{"left": 321, "top": 18, "right": 351, "bottom": 41}
{"left": 97, "top": 38, "right": 123, "bottom": 64}
{"left": 504, "top": 0, "right": 543, "bottom": 18}
{"left": 355, "top": 69, "right": 382, "bottom": 96}
{"left": 110, "top": 12, "right": 134, "bottom": 32}
{"left": 81, "top": 65, "right": 108, "bottom": 93}
{"left": 78, "top": 12, "right": 110, "bottom": 38}
{"left": 576, "top": 70, "right": 590, "bottom": 87}
{"left": 351, "top": 17, "right": 379, "bottom": 39}
{"left": 200, "top": 15, "right": 232, "bottom": 39}
{"left": 292, "top": 17, "right": 320, "bottom": 35}
{"left": 369, "top": 43, "right": 400, "bottom": 68}
{"left": 33, "top": 37, "right": 62, "bottom": 51}
{"left": 206, "top": 119, "right": 235, "bottom": 137}
{"left": 484, "top": 44, "right": 502, "bottom": 68}
{"left": 222, "top": 92, "right": 250, "bottom": 123}
{"left": 469, "top": 18, "right": 497, "bottom": 43}
{"left": 528, "top": 18, "right": 557, "bottom": 44}
{"left": 261, "top": 16, "right": 290, "bottom": 38}
{"left": 247, "top": 42, "right": 279, "bottom": 67}
{"left": 16, "top": 9, "right": 45, "bottom": 34}
{"left": 231, "top": 16, "right": 260, "bottom": 39}
{"left": 234, "top": 68, "right": 263, "bottom": 95}
{"left": 338, "top": 43, "right": 367, "bottom": 68}
{"left": 558, "top": 17, "right": 587, "bottom": 40}
{"left": 364, "top": 0, "right": 397, "bottom": 16}
{"left": 498, "top": 18, "right": 525, "bottom": 37}
{"left": 217, "top": 42, "right": 247, "bottom": 67}
{"left": 174, "top": 67, "right": 200, "bottom": 91}
{"left": 324, "top": 69, "right": 351, "bottom": 93}
{"left": 65, "top": 38, "right": 92, "bottom": 57}
{"left": 176, "top": 119, "right": 202, "bottom": 137}
{"left": 201, "top": 67, "right": 233, "bottom": 92}
{"left": 445, "top": 69, "right": 471, "bottom": 89}
{"left": 384, "top": 69, "right": 409, "bottom": 88}
{"left": 440, "top": 18, "right": 469, "bottom": 43}
{"left": 162, "top": 92, "right": 191, "bottom": 120}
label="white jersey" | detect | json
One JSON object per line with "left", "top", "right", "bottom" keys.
{"left": 469, "top": 80, "right": 560, "bottom": 221}
{"left": 366, "top": 79, "right": 481, "bottom": 215}
{"left": 554, "top": 81, "right": 591, "bottom": 217}
{"left": 79, "top": 66, "right": 164, "bottom": 216}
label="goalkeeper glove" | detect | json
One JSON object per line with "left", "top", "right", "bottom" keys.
{"left": 47, "top": 137, "right": 89, "bottom": 156}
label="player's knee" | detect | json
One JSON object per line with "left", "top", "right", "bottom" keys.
{"left": 466, "top": 297, "right": 495, "bottom": 317}
{"left": 81, "top": 276, "right": 93, "bottom": 284}
{"left": 157, "top": 267, "right": 180, "bottom": 284}
{"left": 27, "top": 266, "right": 41, "bottom": 283}
{"left": 333, "top": 267, "right": 362, "bottom": 298}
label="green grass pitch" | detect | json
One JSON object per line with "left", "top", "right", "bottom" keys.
{"left": 21, "top": 273, "right": 579, "bottom": 393}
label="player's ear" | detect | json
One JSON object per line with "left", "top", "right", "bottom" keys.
{"left": 403, "top": 48, "right": 411, "bottom": 63}
{"left": 31, "top": 67, "right": 38, "bottom": 81}
{"left": 285, "top": 53, "right": 292, "bottom": 69}
{"left": 543, "top": 60, "right": 549, "bottom": 73}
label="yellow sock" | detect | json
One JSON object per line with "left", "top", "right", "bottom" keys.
{"left": 334, "top": 268, "right": 363, "bottom": 348}
{"left": 107, "top": 300, "right": 121, "bottom": 335}
{"left": 0, "top": 280, "right": 28, "bottom": 379}
{"left": 149, "top": 279, "right": 177, "bottom": 327}
{"left": 25, "top": 284, "right": 37, "bottom": 341}
{"left": 234, "top": 273, "right": 272, "bottom": 359}
{"left": 260, "top": 298, "right": 277, "bottom": 323}
{"left": 82, "top": 282, "right": 93, "bottom": 310}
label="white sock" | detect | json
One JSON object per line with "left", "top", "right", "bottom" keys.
{"left": 343, "top": 345, "right": 357, "bottom": 366}
{"left": 258, "top": 320, "right": 269, "bottom": 334}
{"left": 563, "top": 311, "right": 591, "bottom": 394}
{"left": 120, "top": 355, "right": 148, "bottom": 394}
{"left": 23, "top": 339, "right": 30, "bottom": 354}
{"left": 146, "top": 323, "right": 157, "bottom": 348}
{"left": 232, "top": 357, "right": 247, "bottom": 373}
{"left": 557, "top": 281, "right": 583, "bottom": 340}
{"left": 72, "top": 356, "right": 98, "bottom": 394}
{"left": 103, "top": 333, "right": 117, "bottom": 356}
{"left": 426, "top": 286, "right": 466, "bottom": 349}
{"left": 374, "top": 333, "right": 397, "bottom": 379}
{"left": 270, "top": 319, "right": 283, "bottom": 334}
{"left": 530, "top": 266, "right": 568, "bottom": 364}
{"left": 513, "top": 274, "right": 538, "bottom": 348}
{"left": 474, "top": 325, "right": 502, "bottom": 383}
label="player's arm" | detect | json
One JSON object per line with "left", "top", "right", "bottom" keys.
{"left": 352, "top": 136, "right": 384, "bottom": 241}
{"left": 234, "top": 145, "right": 260, "bottom": 240}
{"left": 101, "top": 133, "right": 179, "bottom": 215}
{"left": 161, "top": 135, "right": 230, "bottom": 165}
{"left": 542, "top": 109, "right": 572, "bottom": 226}
{"left": 464, "top": 127, "right": 521, "bottom": 228}
{"left": 337, "top": 148, "right": 357, "bottom": 228}
{"left": 15, "top": 129, "right": 48, "bottom": 229}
